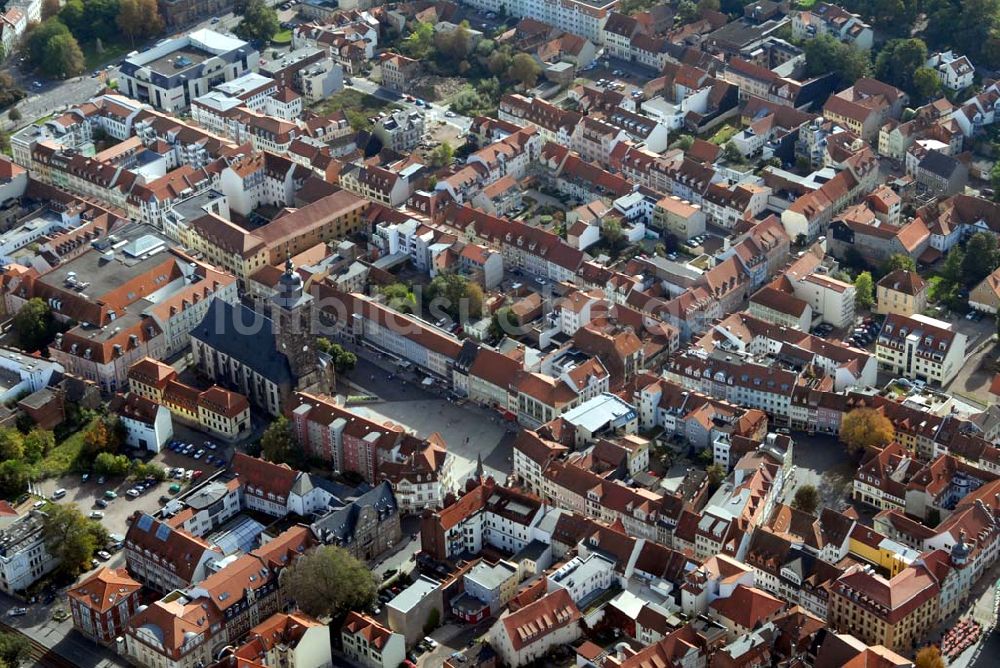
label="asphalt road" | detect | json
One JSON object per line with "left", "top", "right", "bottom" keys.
{"left": 0, "top": 591, "right": 126, "bottom": 667}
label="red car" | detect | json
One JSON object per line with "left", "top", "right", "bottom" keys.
{"left": 192, "top": 470, "right": 204, "bottom": 479}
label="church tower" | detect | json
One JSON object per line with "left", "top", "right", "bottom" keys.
{"left": 270, "top": 255, "right": 331, "bottom": 392}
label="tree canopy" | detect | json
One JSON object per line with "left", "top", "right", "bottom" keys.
{"left": 960, "top": 232, "right": 1000, "bottom": 286}
{"left": 13, "top": 299, "right": 59, "bottom": 354}
{"left": 915, "top": 646, "right": 946, "bottom": 668}
{"left": 882, "top": 254, "right": 917, "bottom": 275}
{"left": 117, "top": 0, "right": 163, "bottom": 45}
{"left": 261, "top": 416, "right": 296, "bottom": 464}
{"left": 792, "top": 484, "right": 820, "bottom": 515}
{"left": 42, "top": 503, "right": 108, "bottom": 577}
{"left": 279, "top": 545, "right": 378, "bottom": 618}
{"left": 508, "top": 53, "right": 541, "bottom": 88}
{"left": 874, "top": 39, "right": 928, "bottom": 95}
{"left": 0, "top": 633, "right": 30, "bottom": 668}
{"left": 841, "top": 408, "right": 895, "bottom": 455}
{"left": 803, "top": 35, "right": 870, "bottom": 88}
{"left": 854, "top": 271, "right": 874, "bottom": 309}
{"left": 234, "top": 0, "right": 279, "bottom": 43}
{"left": 427, "top": 273, "right": 483, "bottom": 320}
{"left": 316, "top": 339, "right": 357, "bottom": 374}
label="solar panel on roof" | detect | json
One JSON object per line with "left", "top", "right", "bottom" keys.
{"left": 155, "top": 524, "right": 171, "bottom": 541}
{"left": 137, "top": 514, "right": 154, "bottom": 532}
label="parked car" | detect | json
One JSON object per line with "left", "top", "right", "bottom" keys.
{"left": 7, "top": 608, "right": 27, "bottom": 617}
{"left": 89, "top": 511, "right": 104, "bottom": 519}
{"left": 51, "top": 488, "right": 67, "bottom": 500}
{"left": 97, "top": 550, "right": 111, "bottom": 561}
{"left": 126, "top": 489, "right": 140, "bottom": 498}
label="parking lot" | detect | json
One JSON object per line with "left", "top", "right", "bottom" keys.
{"left": 28, "top": 423, "right": 234, "bottom": 570}
{"left": 781, "top": 432, "right": 857, "bottom": 513}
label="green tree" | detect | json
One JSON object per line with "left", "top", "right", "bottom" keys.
{"left": 131, "top": 461, "right": 166, "bottom": 481}
{"left": 722, "top": 141, "right": 745, "bottom": 164}
{"left": 676, "top": 134, "right": 694, "bottom": 151}
{"left": 603, "top": 218, "right": 623, "bottom": 249}
{"left": 487, "top": 49, "right": 512, "bottom": 76}
{"left": 430, "top": 141, "right": 455, "bottom": 167}
{"left": 279, "top": 545, "right": 378, "bottom": 618}
{"left": 382, "top": 283, "right": 415, "bottom": 314}
{"left": 427, "top": 273, "right": 482, "bottom": 320}
{"left": 854, "top": 271, "right": 874, "bottom": 308}
{"left": 792, "top": 484, "right": 820, "bottom": 514}
{"left": 912, "top": 67, "right": 941, "bottom": 101}
{"left": 697, "top": 0, "right": 720, "bottom": 10}
{"left": 707, "top": 463, "right": 725, "bottom": 487}
{"left": 23, "top": 429, "right": 55, "bottom": 464}
{"left": 882, "top": 253, "right": 917, "bottom": 274}
{"left": 7, "top": 107, "right": 21, "bottom": 123}
{"left": 489, "top": 306, "right": 519, "bottom": 340}
{"left": 401, "top": 21, "right": 434, "bottom": 60}
{"left": 0, "top": 429, "right": 24, "bottom": 461}
{"left": 507, "top": 53, "right": 541, "bottom": 88}
{"left": 874, "top": 38, "right": 928, "bottom": 94}
{"left": 260, "top": 416, "right": 296, "bottom": 464}
{"left": 28, "top": 19, "right": 70, "bottom": 65}
{"left": 234, "top": 0, "right": 278, "bottom": 43}
{"left": 12, "top": 298, "right": 57, "bottom": 353}
{"left": 0, "top": 460, "right": 30, "bottom": 499}
{"left": 960, "top": 232, "right": 1000, "bottom": 286}
{"left": 804, "top": 34, "right": 870, "bottom": 87}
{"left": 841, "top": 407, "right": 895, "bottom": 456}
{"left": 93, "top": 452, "right": 130, "bottom": 476}
{"left": 434, "top": 22, "right": 472, "bottom": 62}
{"left": 0, "top": 632, "right": 30, "bottom": 668}
{"left": 475, "top": 38, "right": 495, "bottom": 58}
{"left": 677, "top": 0, "right": 699, "bottom": 23}
{"left": 42, "top": 503, "right": 108, "bottom": 577}
{"left": 941, "top": 246, "right": 965, "bottom": 284}
{"left": 316, "top": 340, "right": 357, "bottom": 374}
{"left": 43, "top": 32, "right": 85, "bottom": 77}
{"left": 924, "top": 0, "right": 1000, "bottom": 66}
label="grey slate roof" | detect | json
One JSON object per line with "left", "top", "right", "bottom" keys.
{"left": 311, "top": 481, "right": 398, "bottom": 545}
{"left": 190, "top": 298, "right": 294, "bottom": 386}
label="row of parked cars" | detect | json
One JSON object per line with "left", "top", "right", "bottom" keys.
{"left": 168, "top": 440, "right": 226, "bottom": 467}
{"left": 848, "top": 318, "right": 881, "bottom": 348}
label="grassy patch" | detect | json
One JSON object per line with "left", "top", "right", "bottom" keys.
{"left": 707, "top": 124, "right": 738, "bottom": 146}
{"left": 796, "top": 0, "right": 819, "bottom": 7}
{"left": 313, "top": 88, "right": 399, "bottom": 117}
{"left": 83, "top": 40, "right": 132, "bottom": 72}
{"left": 271, "top": 30, "right": 292, "bottom": 45}
{"left": 30, "top": 418, "right": 96, "bottom": 479}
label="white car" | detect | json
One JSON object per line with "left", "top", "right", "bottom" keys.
{"left": 126, "top": 489, "right": 140, "bottom": 498}
{"left": 89, "top": 511, "right": 104, "bottom": 519}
